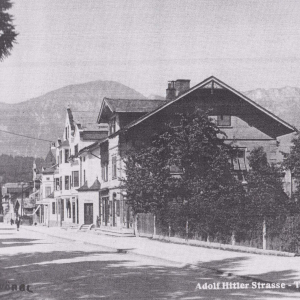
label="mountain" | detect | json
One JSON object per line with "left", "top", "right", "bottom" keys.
{"left": 0, "top": 81, "right": 146, "bottom": 158}
{"left": 0, "top": 81, "right": 299, "bottom": 159}
{"left": 244, "top": 87, "right": 300, "bottom": 130}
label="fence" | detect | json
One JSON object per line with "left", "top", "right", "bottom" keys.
{"left": 136, "top": 213, "right": 300, "bottom": 253}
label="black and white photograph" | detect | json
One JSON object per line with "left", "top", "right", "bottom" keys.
{"left": 1, "top": 0, "right": 300, "bottom": 299}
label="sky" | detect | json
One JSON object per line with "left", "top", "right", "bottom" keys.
{"left": 1, "top": 0, "right": 300, "bottom": 104}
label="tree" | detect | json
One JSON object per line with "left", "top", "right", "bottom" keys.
{"left": 245, "top": 147, "right": 288, "bottom": 249}
{"left": 0, "top": 0, "right": 17, "bottom": 60}
{"left": 124, "top": 109, "right": 245, "bottom": 241}
{"left": 283, "top": 132, "right": 300, "bottom": 199}
{"left": 280, "top": 133, "right": 300, "bottom": 252}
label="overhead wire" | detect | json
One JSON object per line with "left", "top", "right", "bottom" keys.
{"left": 0, "top": 128, "right": 53, "bottom": 143}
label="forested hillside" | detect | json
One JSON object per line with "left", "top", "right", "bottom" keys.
{"left": 0, "top": 155, "right": 45, "bottom": 183}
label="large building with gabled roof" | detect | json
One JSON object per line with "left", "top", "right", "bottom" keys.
{"left": 46, "top": 76, "right": 296, "bottom": 235}
{"left": 88, "top": 76, "right": 295, "bottom": 235}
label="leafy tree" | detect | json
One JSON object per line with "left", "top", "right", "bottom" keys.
{"left": 124, "top": 109, "right": 245, "bottom": 241}
{"left": 245, "top": 147, "right": 288, "bottom": 249}
{"left": 0, "top": 0, "right": 17, "bottom": 60}
{"left": 0, "top": 154, "right": 44, "bottom": 183}
{"left": 283, "top": 132, "right": 300, "bottom": 200}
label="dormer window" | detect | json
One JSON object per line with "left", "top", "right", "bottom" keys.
{"left": 110, "top": 117, "right": 116, "bottom": 135}
{"left": 217, "top": 115, "right": 231, "bottom": 127}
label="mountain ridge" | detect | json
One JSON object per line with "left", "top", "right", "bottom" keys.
{"left": 0, "top": 81, "right": 299, "bottom": 158}
{"left": 0, "top": 80, "right": 147, "bottom": 158}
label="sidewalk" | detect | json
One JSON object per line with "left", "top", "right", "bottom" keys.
{"left": 22, "top": 224, "right": 300, "bottom": 287}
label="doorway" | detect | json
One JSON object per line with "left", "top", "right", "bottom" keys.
{"left": 84, "top": 203, "right": 93, "bottom": 224}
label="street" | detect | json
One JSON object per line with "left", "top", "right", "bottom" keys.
{"left": 0, "top": 224, "right": 299, "bottom": 299}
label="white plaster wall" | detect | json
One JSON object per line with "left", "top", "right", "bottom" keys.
{"left": 78, "top": 191, "right": 100, "bottom": 225}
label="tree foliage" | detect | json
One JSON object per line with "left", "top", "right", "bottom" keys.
{"left": 124, "top": 109, "right": 245, "bottom": 240}
{"left": 283, "top": 132, "right": 300, "bottom": 199}
{"left": 0, "top": 0, "right": 17, "bottom": 60}
{"left": 0, "top": 154, "right": 44, "bottom": 183}
{"left": 245, "top": 147, "right": 288, "bottom": 237}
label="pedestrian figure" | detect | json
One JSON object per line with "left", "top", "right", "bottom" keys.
{"left": 10, "top": 218, "right": 14, "bottom": 226}
{"left": 16, "top": 217, "right": 20, "bottom": 231}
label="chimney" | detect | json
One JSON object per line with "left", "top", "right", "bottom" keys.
{"left": 166, "top": 81, "right": 176, "bottom": 101}
{"left": 51, "top": 142, "right": 56, "bottom": 150}
{"left": 175, "top": 79, "right": 190, "bottom": 96}
{"left": 166, "top": 79, "right": 190, "bottom": 101}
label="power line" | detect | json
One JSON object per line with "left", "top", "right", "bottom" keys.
{"left": 0, "top": 129, "right": 53, "bottom": 143}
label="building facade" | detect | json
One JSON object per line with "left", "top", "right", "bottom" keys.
{"left": 53, "top": 108, "right": 108, "bottom": 228}
{"left": 48, "top": 76, "right": 295, "bottom": 235}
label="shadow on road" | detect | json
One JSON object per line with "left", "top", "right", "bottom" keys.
{"left": 0, "top": 248, "right": 299, "bottom": 300}
{"left": 0, "top": 238, "right": 44, "bottom": 249}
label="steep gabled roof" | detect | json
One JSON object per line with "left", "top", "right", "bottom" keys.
{"left": 72, "top": 111, "right": 99, "bottom": 130}
{"left": 105, "top": 98, "right": 165, "bottom": 113}
{"left": 44, "top": 148, "right": 56, "bottom": 167}
{"left": 89, "top": 178, "right": 101, "bottom": 191}
{"left": 97, "top": 98, "right": 166, "bottom": 123}
{"left": 77, "top": 178, "right": 101, "bottom": 192}
{"left": 77, "top": 181, "right": 89, "bottom": 192}
{"left": 121, "top": 76, "right": 296, "bottom": 137}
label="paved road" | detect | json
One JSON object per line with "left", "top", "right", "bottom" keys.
{"left": 0, "top": 225, "right": 299, "bottom": 299}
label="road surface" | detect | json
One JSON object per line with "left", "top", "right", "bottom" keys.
{"left": 0, "top": 224, "right": 299, "bottom": 299}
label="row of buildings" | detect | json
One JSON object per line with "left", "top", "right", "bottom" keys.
{"left": 32, "top": 76, "right": 296, "bottom": 235}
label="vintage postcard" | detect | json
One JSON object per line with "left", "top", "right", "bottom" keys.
{"left": 0, "top": 0, "right": 300, "bottom": 299}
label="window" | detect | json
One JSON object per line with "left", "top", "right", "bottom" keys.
{"left": 52, "top": 202, "right": 56, "bottom": 214}
{"left": 112, "top": 156, "right": 117, "bottom": 179}
{"left": 59, "top": 151, "right": 62, "bottom": 164}
{"left": 110, "top": 117, "right": 116, "bottom": 135}
{"left": 74, "top": 144, "right": 78, "bottom": 156}
{"left": 65, "top": 176, "right": 70, "bottom": 190}
{"left": 46, "top": 177, "right": 50, "bottom": 180}
{"left": 65, "top": 149, "right": 69, "bottom": 163}
{"left": 55, "top": 178, "right": 60, "bottom": 191}
{"left": 83, "top": 170, "right": 86, "bottom": 183}
{"left": 45, "top": 187, "right": 51, "bottom": 197}
{"left": 60, "top": 177, "right": 62, "bottom": 190}
{"left": 232, "top": 148, "right": 247, "bottom": 171}
{"left": 170, "top": 165, "right": 184, "bottom": 178}
{"left": 65, "top": 127, "right": 69, "bottom": 140}
{"left": 72, "top": 171, "right": 79, "bottom": 187}
{"left": 102, "top": 162, "right": 108, "bottom": 182}
{"left": 217, "top": 115, "right": 231, "bottom": 126}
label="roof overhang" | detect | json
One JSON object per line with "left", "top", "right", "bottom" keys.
{"left": 97, "top": 98, "right": 114, "bottom": 123}
{"left": 120, "top": 76, "right": 296, "bottom": 137}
